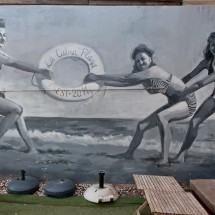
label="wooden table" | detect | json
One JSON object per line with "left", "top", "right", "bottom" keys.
{"left": 145, "top": 189, "right": 209, "bottom": 215}
{"left": 133, "top": 175, "right": 209, "bottom": 215}
{"left": 133, "top": 174, "right": 184, "bottom": 192}
{"left": 190, "top": 179, "right": 215, "bottom": 214}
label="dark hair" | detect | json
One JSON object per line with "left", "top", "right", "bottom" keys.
{"left": 131, "top": 44, "right": 154, "bottom": 60}
{"left": 0, "top": 19, "right": 5, "bottom": 28}
{"left": 204, "top": 32, "right": 215, "bottom": 59}
{"left": 132, "top": 44, "right": 155, "bottom": 73}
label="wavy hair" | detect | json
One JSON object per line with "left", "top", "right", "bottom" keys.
{"left": 204, "top": 32, "right": 215, "bottom": 59}
{"left": 131, "top": 44, "right": 155, "bottom": 73}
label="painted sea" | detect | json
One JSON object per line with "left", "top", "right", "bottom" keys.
{"left": 0, "top": 117, "right": 214, "bottom": 184}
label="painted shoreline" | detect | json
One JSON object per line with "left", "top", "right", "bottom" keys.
{"left": 0, "top": 117, "right": 214, "bottom": 184}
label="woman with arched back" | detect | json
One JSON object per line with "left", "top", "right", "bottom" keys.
{"left": 171, "top": 32, "right": 215, "bottom": 162}
{"left": 84, "top": 44, "right": 196, "bottom": 165}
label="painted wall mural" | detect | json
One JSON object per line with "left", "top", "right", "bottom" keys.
{"left": 0, "top": 5, "right": 214, "bottom": 184}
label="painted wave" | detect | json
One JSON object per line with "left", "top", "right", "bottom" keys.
{"left": 4, "top": 128, "right": 215, "bottom": 155}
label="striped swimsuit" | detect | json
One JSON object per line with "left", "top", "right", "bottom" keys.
{"left": 145, "top": 74, "right": 196, "bottom": 117}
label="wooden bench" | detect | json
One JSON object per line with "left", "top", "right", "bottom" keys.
{"left": 133, "top": 174, "right": 184, "bottom": 192}
{"left": 133, "top": 175, "right": 209, "bottom": 215}
{"left": 190, "top": 179, "right": 215, "bottom": 214}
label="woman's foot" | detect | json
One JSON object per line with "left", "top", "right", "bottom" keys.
{"left": 170, "top": 155, "right": 185, "bottom": 163}
{"left": 156, "top": 159, "right": 170, "bottom": 167}
{"left": 169, "top": 151, "right": 187, "bottom": 163}
{"left": 21, "top": 146, "right": 38, "bottom": 154}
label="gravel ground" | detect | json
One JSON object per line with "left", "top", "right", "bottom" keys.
{"left": 0, "top": 179, "right": 145, "bottom": 197}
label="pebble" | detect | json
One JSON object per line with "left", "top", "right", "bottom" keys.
{"left": 0, "top": 179, "right": 144, "bottom": 197}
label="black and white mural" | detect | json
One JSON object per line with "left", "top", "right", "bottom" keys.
{"left": 0, "top": 6, "right": 215, "bottom": 183}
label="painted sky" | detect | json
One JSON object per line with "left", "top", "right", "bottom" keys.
{"left": 0, "top": 6, "right": 215, "bottom": 118}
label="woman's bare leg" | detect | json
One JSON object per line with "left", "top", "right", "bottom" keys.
{"left": 156, "top": 101, "right": 190, "bottom": 165}
{"left": 15, "top": 116, "right": 37, "bottom": 153}
{"left": 0, "top": 97, "right": 23, "bottom": 139}
{"left": 172, "top": 97, "right": 215, "bottom": 162}
{"left": 0, "top": 97, "right": 36, "bottom": 153}
{"left": 109, "top": 104, "right": 171, "bottom": 159}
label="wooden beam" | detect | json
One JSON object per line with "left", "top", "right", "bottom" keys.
{"left": 0, "top": 0, "right": 88, "bottom": 4}
{"left": 36, "top": 0, "right": 88, "bottom": 4}
{"left": 89, "top": 0, "right": 182, "bottom": 5}
{"left": 183, "top": 0, "right": 215, "bottom": 4}
{"left": 0, "top": 0, "right": 182, "bottom": 5}
{"left": 0, "top": 0, "right": 37, "bottom": 3}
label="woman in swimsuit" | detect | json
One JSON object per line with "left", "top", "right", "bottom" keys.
{"left": 0, "top": 19, "right": 50, "bottom": 153}
{"left": 84, "top": 44, "right": 196, "bottom": 165}
{"left": 171, "top": 32, "right": 215, "bottom": 162}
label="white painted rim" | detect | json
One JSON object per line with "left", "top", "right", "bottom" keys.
{"left": 36, "top": 43, "right": 105, "bottom": 102}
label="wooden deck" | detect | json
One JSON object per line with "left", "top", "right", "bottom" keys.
{"left": 133, "top": 174, "right": 184, "bottom": 192}
{"left": 133, "top": 175, "right": 209, "bottom": 215}
{"left": 145, "top": 189, "right": 209, "bottom": 215}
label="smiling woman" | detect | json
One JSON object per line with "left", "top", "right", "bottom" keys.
{"left": 84, "top": 44, "right": 196, "bottom": 165}
{"left": 0, "top": 19, "right": 51, "bottom": 154}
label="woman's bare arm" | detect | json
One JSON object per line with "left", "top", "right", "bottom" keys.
{"left": 84, "top": 70, "right": 150, "bottom": 86}
{"left": 101, "top": 80, "right": 139, "bottom": 87}
{"left": 0, "top": 50, "right": 51, "bottom": 77}
{"left": 183, "top": 73, "right": 215, "bottom": 96}
{"left": 182, "top": 60, "right": 206, "bottom": 83}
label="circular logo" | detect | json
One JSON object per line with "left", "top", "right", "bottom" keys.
{"left": 36, "top": 43, "right": 105, "bottom": 102}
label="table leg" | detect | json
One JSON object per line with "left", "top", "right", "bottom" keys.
{"left": 133, "top": 200, "right": 148, "bottom": 215}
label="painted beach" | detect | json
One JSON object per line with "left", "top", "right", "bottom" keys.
{"left": 0, "top": 117, "right": 214, "bottom": 184}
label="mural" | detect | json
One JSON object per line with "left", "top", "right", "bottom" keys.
{"left": 0, "top": 6, "right": 214, "bottom": 183}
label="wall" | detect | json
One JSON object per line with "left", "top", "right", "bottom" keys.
{"left": 0, "top": 5, "right": 214, "bottom": 184}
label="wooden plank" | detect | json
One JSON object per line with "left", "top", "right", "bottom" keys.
{"left": 134, "top": 175, "right": 184, "bottom": 192}
{"left": 136, "top": 175, "right": 143, "bottom": 190}
{"left": 141, "top": 175, "right": 149, "bottom": 191}
{"left": 190, "top": 179, "right": 215, "bottom": 214}
{"left": 89, "top": 1, "right": 182, "bottom": 5}
{"left": 0, "top": 0, "right": 182, "bottom": 4}
{"left": 150, "top": 175, "right": 160, "bottom": 191}
{"left": 145, "top": 190, "right": 160, "bottom": 213}
{"left": 145, "top": 175, "right": 155, "bottom": 190}
{"left": 164, "top": 190, "right": 181, "bottom": 214}
{"left": 139, "top": 175, "right": 147, "bottom": 190}
{"left": 0, "top": 0, "right": 88, "bottom": 4}
{"left": 0, "top": 0, "right": 37, "bottom": 3}
{"left": 171, "top": 191, "right": 208, "bottom": 215}
{"left": 3, "top": 0, "right": 215, "bottom": 5}
{"left": 165, "top": 176, "right": 184, "bottom": 192}
{"left": 36, "top": 0, "right": 88, "bottom": 4}
{"left": 158, "top": 176, "right": 171, "bottom": 192}
{"left": 158, "top": 190, "right": 173, "bottom": 214}
{"left": 133, "top": 175, "right": 139, "bottom": 188}
{"left": 172, "top": 191, "right": 193, "bottom": 214}
{"left": 145, "top": 189, "right": 209, "bottom": 215}
{"left": 151, "top": 175, "right": 183, "bottom": 192}
{"left": 183, "top": 0, "right": 215, "bottom": 5}
{"left": 187, "top": 193, "right": 206, "bottom": 215}
{"left": 146, "top": 190, "right": 169, "bottom": 214}
{"left": 133, "top": 175, "right": 145, "bottom": 190}
{"left": 188, "top": 193, "right": 209, "bottom": 215}
{"left": 138, "top": 175, "right": 148, "bottom": 190}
